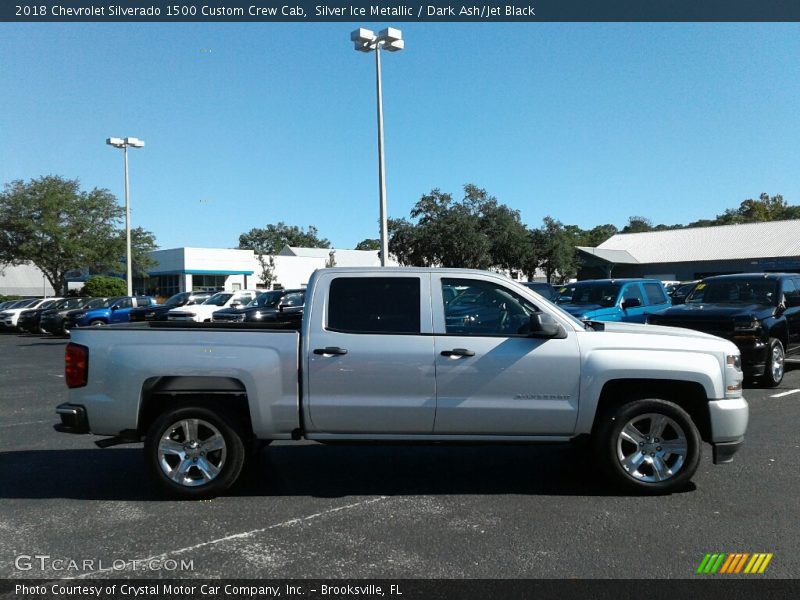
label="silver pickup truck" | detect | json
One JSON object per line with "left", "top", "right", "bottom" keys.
{"left": 56, "top": 268, "right": 749, "bottom": 498}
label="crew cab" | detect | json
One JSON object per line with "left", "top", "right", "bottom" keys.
{"left": 648, "top": 273, "right": 800, "bottom": 387}
{"left": 73, "top": 296, "right": 156, "bottom": 327}
{"left": 555, "top": 279, "right": 671, "bottom": 323}
{"left": 57, "top": 268, "right": 749, "bottom": 498}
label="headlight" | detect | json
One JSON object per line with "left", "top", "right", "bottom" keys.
{"left": 725, "top": 353, "right": 743, "bottom": 397}
{"left": 733, "top": 316, "right": 759, "bottom": 332}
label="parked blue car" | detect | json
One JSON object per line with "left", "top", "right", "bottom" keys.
{"left": 73, "top": 295, "right": 157, "bottom": 327}
{"left": 555, "top": 279, "right": 671, "bottom": 323}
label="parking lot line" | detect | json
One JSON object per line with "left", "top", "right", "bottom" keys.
{"left": 0, "top": 419, "right": 50, "bottom": 428}
{"left": 67, "top": 495, "right": 390, "bottom": 579}
{"left": 770, "top": 389, "right": 800, "bottom": 398}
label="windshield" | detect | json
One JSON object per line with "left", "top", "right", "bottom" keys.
{"left": 56, "top": 297, "right": 88, "bottom": 310}
{"left": 164, "top": 292, "right": 190, "bottom": 307}
{"left": 556, "top": 283, "right": 621, "bottom": 307}
{"left": 251, "top": 291, "right": 286, "bottom": 308}
{"left": 86, "top": 297, "right": 114, "bottom": 309}
{"left": 686, "top": 280, "right": 778, "bottom": 305}
{"left": 203, "top": 293, "right": 233, "bottom": 307}
{"left": 12, "top": 299, "right": 38, "bottom": 309}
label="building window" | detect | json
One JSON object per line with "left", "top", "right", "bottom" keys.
{"left": 152, "top": 275, "right": 181, "bottom": 298}
{"left": 193, "top": 275, "right": 226, "bottom": 291}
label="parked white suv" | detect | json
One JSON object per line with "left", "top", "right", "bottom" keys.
{"left": 166, "top": 290, "right": 258, "bottom": 323}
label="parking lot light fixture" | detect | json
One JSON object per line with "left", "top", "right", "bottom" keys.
{"left": 350, "top": 27, "right": 404, "bottom": 267}
{"left": 106, "top": 136, "right": 145, "bottom": 295}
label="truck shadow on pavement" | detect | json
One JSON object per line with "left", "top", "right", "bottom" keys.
{"left": 0, "top": 443, "right": 696, "bottom": 500}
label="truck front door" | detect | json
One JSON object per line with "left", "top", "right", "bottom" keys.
{"left": 304, "top": 274, "right": 437, "bottom": 434}
{"left": 432, "top": 276, "right": 580, "bottom": 435}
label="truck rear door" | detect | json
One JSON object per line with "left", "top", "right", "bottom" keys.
{"left": 304, "top": 273, "right": 436, "bottom": 434}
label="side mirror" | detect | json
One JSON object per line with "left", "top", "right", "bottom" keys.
{"left": 527, "top": 312, "right": 565, "bottom": 339}
{"left": 622, "top": 298, "right": 642, "bottom": 310}
{"left": 111, "top": 305, "right": 120, "bottom": 311}
{"left": 230, "top": 302, "right": 241, "bottom": 309}
{"left": 786, "top": 296, "right": 800, "bottom": 308}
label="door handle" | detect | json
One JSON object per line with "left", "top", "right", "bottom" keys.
{"left": 440, "top": 348, "right": 475, "bottom": 357}
{"left": 313, "top": 347, "right": 348, "bottom": 356}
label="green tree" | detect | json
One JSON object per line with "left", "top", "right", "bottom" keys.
{"left": 0, "top": 176, "right": 157, "bottom": 295}
{"left": 355, "top": 238, "right": 380, "bottom": 251}
{"left": 533, "top": 217, "right": 578, "bottom": 283}
{"left": 109, "top": 227, "right": 158, "bottom": 278}
{"left": 717, "top": 193, "right": 788, "bottom": 224}
{"left": 256, "top": 254, "right": 276, "bottom": 289}
{"left": 82, "top": 275, "right": 126, "bottom": 297}
{"left": 621, "top": 216, "right": 653, "bottom": 234}
{"left": 578, "top": 224, "right": 618, "bottom": 247}
{"left": 389, "top": 185, "right": 530, "bottom": 271}
{"left": 238, "top": 222, "right": 330, "bottom": 255}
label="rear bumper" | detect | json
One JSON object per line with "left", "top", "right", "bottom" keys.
{"left": 54, "top": 403, "right": 89, "bottom": 434}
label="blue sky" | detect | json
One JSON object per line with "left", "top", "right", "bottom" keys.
{"left": 1, "top": 23, "right": 799, "bottom": 250}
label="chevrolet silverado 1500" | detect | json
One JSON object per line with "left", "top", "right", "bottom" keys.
{"left": 56, "top": 268, "right": 749, "bottom": 498}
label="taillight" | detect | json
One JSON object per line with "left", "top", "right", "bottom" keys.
{"left": 65, "top": 343, "right": 88, "bottom": 388}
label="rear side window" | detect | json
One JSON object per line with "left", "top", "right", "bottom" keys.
{"left": 643, "top": 283, "right": 668, "bottom": 306}
{"left": 328, "top": 277, "right": 420, "bottom": 334}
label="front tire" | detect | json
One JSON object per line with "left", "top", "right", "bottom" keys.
{"left": 761, "top": 338, "right": 784, "bottom": 388}
{"left": 594, "top": 399, "right": 701, "bottom": 494}
{"left": 145, "top": 405, "right": 246, "bottom": 499}
{"left": 89, "top": 319, "right": 106, "bottom": 327}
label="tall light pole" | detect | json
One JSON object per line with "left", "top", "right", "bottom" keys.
{"left": 351, "top": 27, "right": 404, "bottom": 267}
{"left": 106, "top": 136, "right": 145, "bottom": 295}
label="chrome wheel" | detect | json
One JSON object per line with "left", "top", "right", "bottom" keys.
{"left": 157, "top": 418, "right": 227, "bottom": 487}
{"left": 771, "top": 343, "right": 784, "bottom": 383}
{"left": 616, "top": 413, "right": 688, "bottom": 483}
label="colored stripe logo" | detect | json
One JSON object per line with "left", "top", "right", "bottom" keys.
{"left": 696, "top": 553, "right": 773, "bottom": 574}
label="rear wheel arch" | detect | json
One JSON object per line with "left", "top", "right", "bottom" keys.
{"left": 138, "top": 376, "right": 254, "bottom": 440}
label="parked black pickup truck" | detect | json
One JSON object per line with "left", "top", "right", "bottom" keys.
{"left": 648, "top": 273, "right": 800, "bottom": 386}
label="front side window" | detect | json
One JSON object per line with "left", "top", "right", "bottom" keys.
{"left": 622, "top": 284, "right": 645, "bottom": 305}
{"left": 443, "top": 278, "right": 540, "bottom": 336}
{"left": 328, "top": 277, "right": 420, "bottom": 334}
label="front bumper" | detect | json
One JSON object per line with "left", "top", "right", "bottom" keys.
{"left": 708, "top": 397, "right": 749, "bottom": 464}
{"left": 736, "top": 338, "right": 769, "bottom": 376}
{"left": 54, "top": 403, "right": 89, "bottom": 434}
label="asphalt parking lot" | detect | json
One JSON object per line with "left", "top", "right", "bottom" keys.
{"left": 0, "top": 332, "right": 799, "bottom": 580}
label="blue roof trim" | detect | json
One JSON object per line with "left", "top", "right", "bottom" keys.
{"left": 150, "top": 270, "right": 254, "bottom": 276}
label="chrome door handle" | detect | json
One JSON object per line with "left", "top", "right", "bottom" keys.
{"left": 440, "top": 348, "right": 475, "bottom": 357}
{"left": 313, "top": 347, "right": 348, "bottom": 356}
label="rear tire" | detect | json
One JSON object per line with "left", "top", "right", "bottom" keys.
{"left": 145, "top": 405, "right": 246, "bottom": 499}
{"left": 594, "top": 398, "right": 701, "bottom": 494}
